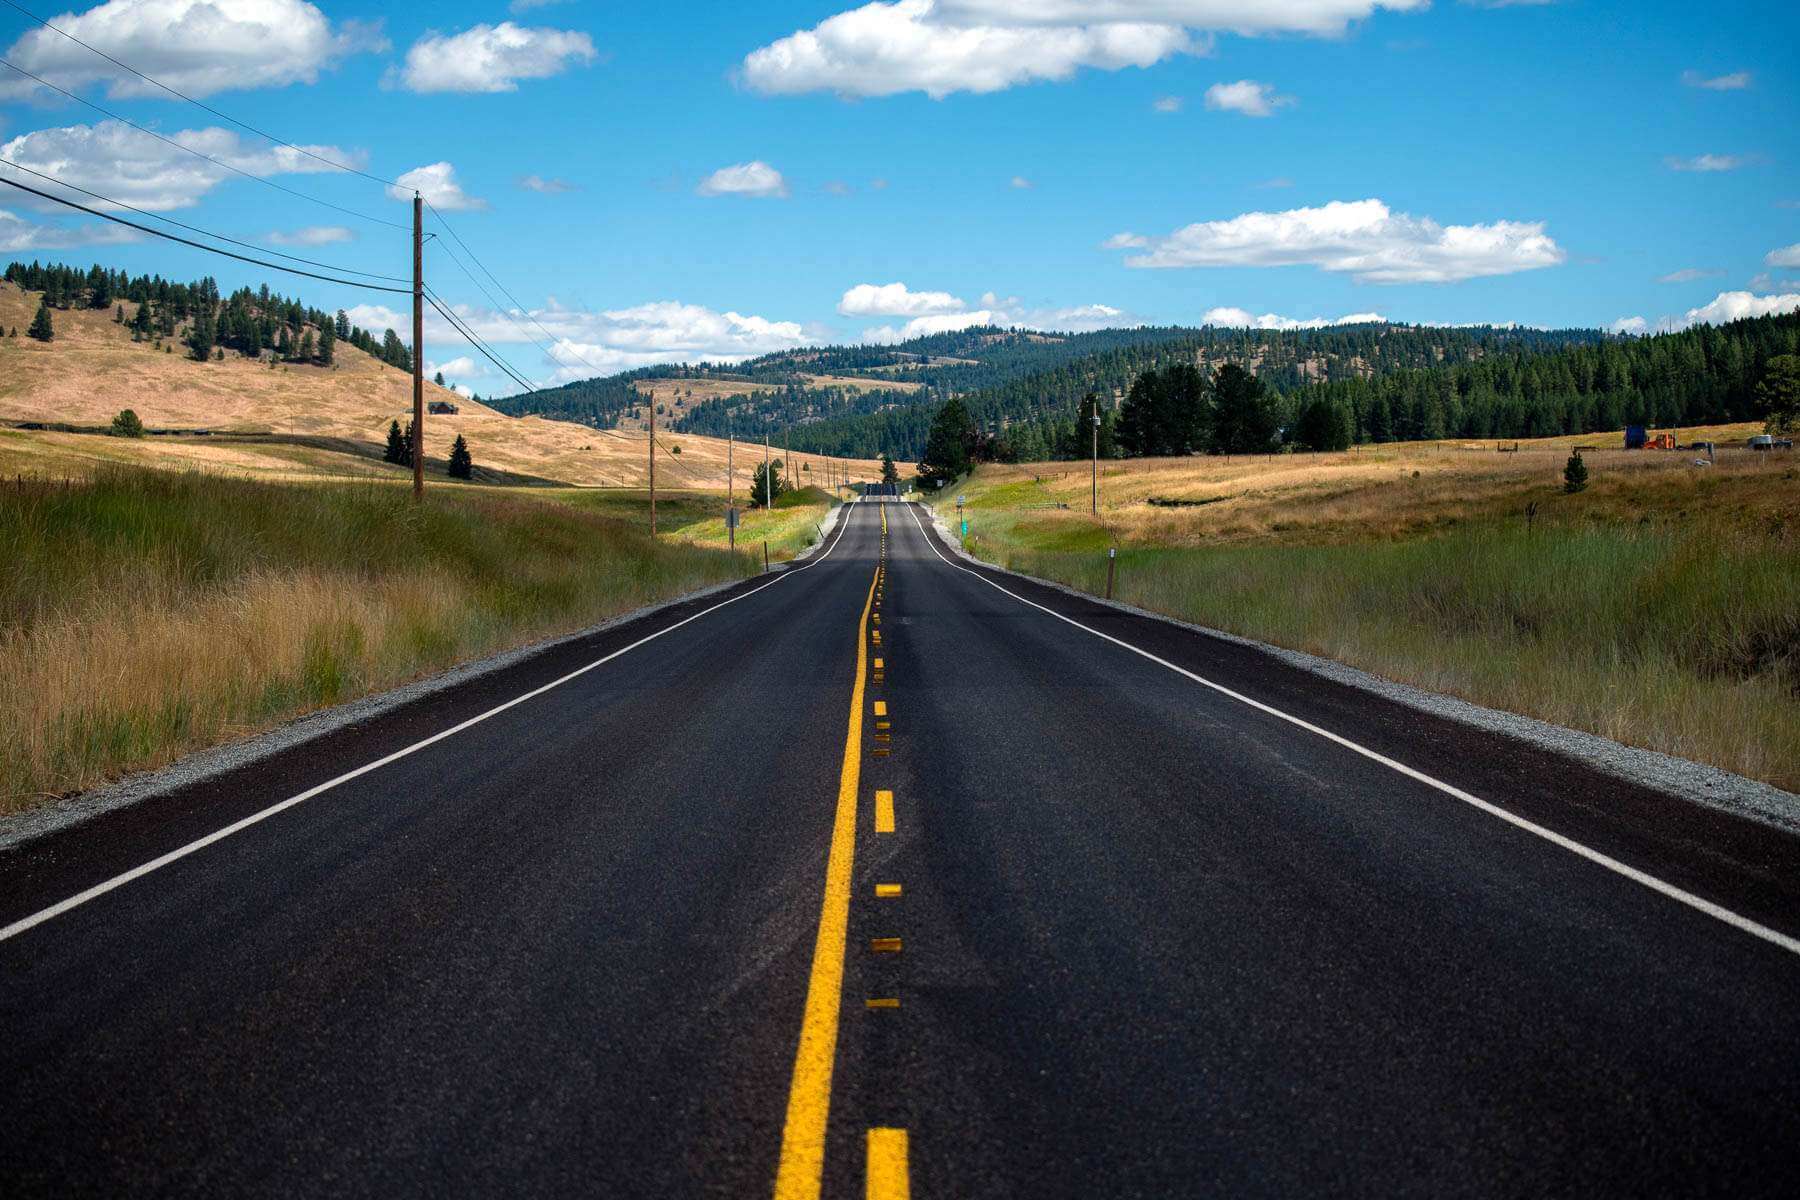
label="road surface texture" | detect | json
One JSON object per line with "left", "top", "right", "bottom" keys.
{"left": 3, "top": 498, "right": 1798, "bottom": 1198}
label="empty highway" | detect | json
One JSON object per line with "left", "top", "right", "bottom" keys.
{"left": 3, "top": 498, "right": 1798, "bottom": 1197}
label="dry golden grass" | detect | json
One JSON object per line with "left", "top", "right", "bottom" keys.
{"left": 0, "top": 280, "right": 895, "bottom": 489}
{"left": 941, "top": 429, "right": 1800, "bottom": 792}
{"left": 1, "top": 470, "right": 756, "bottom": 811}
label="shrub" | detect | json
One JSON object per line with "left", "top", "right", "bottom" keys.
{"left": 1563, "top": 450, "right": 1588, "bottom": 494}
{"left": 111, "top": 409, "right": 145, "bottom": 438}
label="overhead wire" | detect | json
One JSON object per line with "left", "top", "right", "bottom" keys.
{"left": 0, "top": 171, "right": 414, "bottom": 293}
{"left": 0, "top": 57, "right": 409, "bottom": 232}
{"left": 0, "top": 156, "right": 410, "bottom": 283}
{"left": 0, "top": 0, "right": 398, "bottom": 188}
{"left": 423, "top": 288, "right": 540, "bottom": 395}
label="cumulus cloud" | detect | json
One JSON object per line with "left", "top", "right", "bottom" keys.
{"left": 426, "top": 355, "right": 480, "bottom": 378}
{"left": 697, "top": 161, "right": 788, "bottom": 198}
{"left": 1766, "top": 244, "right": 1800, "bottom": 269}
{"left": 741, "top": 1, "right": 1424, "bottom": 98}
{"left": 350, "top": 298, "right": 812, "bottom": 384}
{"left": 1682, "top": 69, "right": 1751, "bottom": 90}
{"left": 0, "top": 206, "right": 137, "bottom": 251}
{"left": 839, "top": 282, "right": 966, "bottom": 316}
{"left": 518, "top": 174, "right": 577, "bottom": 193}
{"left": 390, "top": 23, "right": 596, "bottom": 93}
{"left": 1202, "top": 307, "right": 1384, "bottom": 329}
{"left": 267, "top": 225, "right": 352, "bottom": 246}
{"left": 1608, "top": 291, "right": 1800, "bottom": 337}
{"left": 1203, "top": 79, "right": 1293, "bottom": 117}
{"left": 1665, "top": 153, "right": 1753, "bottom": 172}
{"left": 1118, "top": 198, "right": 1566, "bottom": 284}
{"left": 857, "top": 288, "right": 1125, "bottom": 341}
{"left": 388, "top": 162, "right": 487, "bottom": 211}
{"left": 1102, "top": 231, "right": 1149, "bottom": 249}
{"left": 0, "top": 0, "right": 385, "bottom": 101}
{"left": 1, "top": 121, "right": 365, "bottom": 211}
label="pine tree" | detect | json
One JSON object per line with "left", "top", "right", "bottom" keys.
{"left": 111, "top": 408, "right": 144, "bottom": 438}
{"left": 318, "top": 318, "right": 335, "bottom": 365}
{"left": 447, "top": 434, "right": 473, "bottom": 479}
{"left": 917, "top": 397, "right": 976, "bottom": 486}
{"left": 335, "top": 309, "right": 351, "bottom": 340}
{"left": 751, "top": 459, "right": 786, "bottom": 506}
{"left": 384, "top": 419, "right": 409, "bottom": 465}
{"left": 298, "top": 329, "right": 314, "bottom": 363}
{"left": 1563, "top": 450, "right": 1589, "bottom": 494}
{"left": 1209, "top": 364, "right": 1278, "bottom": 455}
{"left": 880, "top": 453, "right": 899, "bottom": 486}
{"left": 26, "top": 299, "right": 53, "bottom": 342}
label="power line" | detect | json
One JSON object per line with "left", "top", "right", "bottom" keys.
{"left": 0, "top": 0, "right": 399, "bottom": 188}
{"left": 0, "top": 57, "right": 409, "bottom": 232}
{"left": 0, "top": 155, "right": 410, "bottom": 283}
{"left": 0, "top": 172, "right": 414, "bottom": 294}
{"left": 423, "top": 288, "right": 539, "bottom": 395}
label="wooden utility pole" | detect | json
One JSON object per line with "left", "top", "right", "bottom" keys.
{"left": 411, "top": 193, "right": 424, "bottom": 500}
{"left": 783, "top": 426, "right": 791, "bottom": 497}
{"left": 727, "top": 421, "right": 735, "bottom": 550}
{"left": 648, "top": 400, "right": 657, "bottom": 535}
{"left": 1090, "top": 410, "right": 1100, "bottom": 515}
{"left": 764, "top": 432, "right": 771, "bottom": 510}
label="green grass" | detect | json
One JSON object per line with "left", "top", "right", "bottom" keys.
{"left": 938, "top": 478, "right": 1800, "bottom": 793}
{"left": 549, "top": 483, "right": 839, "bottom": 564}
{"left": 1, "top": 468, "right": 755, "bottom": 811}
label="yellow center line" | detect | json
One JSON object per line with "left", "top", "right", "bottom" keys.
{"left": 874, "top": 790, "right": 895, "bottom": 833}
{"left": 867, "top": 1129, "right": 911, "bottom": 1200}
{"left": 874, "top": 883, "right": 902, "bottom": 898}
{"left": 772, "top": 559, "right": 880, "bottom": 1200}
{"left": 873, "top": 701, "right": 887, "bottom": 717}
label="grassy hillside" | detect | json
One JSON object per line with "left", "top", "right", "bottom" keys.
{"left": 933, "top": 430, "right": 1800, "bottom": 792}
{"left": 0, "top": 469, "right": 763, "bottom": 813}
{"left": 0, "top": 279, "right": 893, "bottom": 490}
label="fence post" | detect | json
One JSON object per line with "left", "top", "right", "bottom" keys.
{"left": 1106, "top": 546, "right": 1116, "bottom": 600}
{"left": 764, "top": 540, "right": 770, "bottom": 573}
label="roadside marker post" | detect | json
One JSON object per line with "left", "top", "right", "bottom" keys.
{"left": 1106, "top": 546, "right": 1116, "bottom": 600}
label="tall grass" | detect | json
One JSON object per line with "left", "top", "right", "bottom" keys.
{"left": 1, "top": 469, "right": 753, "bottom": 811}
{"left": 971, "top": 521, "right": 1800, "bottom": 793}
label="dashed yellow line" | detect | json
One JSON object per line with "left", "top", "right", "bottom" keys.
{"left": 866, "top": 1129, "right": 911, "bottom": 1200}
{"left": 870, "top": 937, "right": 903, "bottom": 953}
{"left": 865, "top": 998, "right": 900, "bottom": 1010}
{"left": 874, "top": 883, "right": 902, "bottom": 898}
{"left": 874, "top": 790, "right": 895, "bottom": 833}
{"left": 772, "top": 562, "right": 881, "bottom": 1200}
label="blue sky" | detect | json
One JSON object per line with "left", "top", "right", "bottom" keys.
{"left": 1, "top": 0, "right": 1796, "bottom": 393}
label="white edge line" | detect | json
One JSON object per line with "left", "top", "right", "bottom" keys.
{"left": 0, "top": 502, "right": 867, "bottom": 945}
{"left": 900, "top": 501, "right": 1800, "bottom": 959}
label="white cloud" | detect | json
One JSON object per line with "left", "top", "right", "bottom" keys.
{"left": 1203, "top": 79, "right": 1293, "bottom": 117}
{"left": 839, "top": 282, "right": 967, "bottom": 316}
{"left": 0, "top": 206, "right": 137, "bottom": 251}
{"left": 1665, "top": 153, "right": 1753, "bottom": 172}
{"left": 351, "top": 297, "right": 813, "bottom": 384}
{"left": 741, "top": 1, "right": 1424, "bottom": 98}
{"left": 1202, "top": 306, "right": 1385, "bottom": 329}
{"left": 1682, "top": 69, "right": 1751, "bottom": 90}
{"left": 1656, "top": 267, "right": 1721, "bottom": 283}
{"left": 1765, "top": 244, "right": 1800, "bottom": 269}
{"left": 1676, "top": 290, "right": 1800, "bottom": 328}
{"left": 1609, "top": 316, "right": 1648, "bottom": 335}
{"left": 1009, "top": 175, "right": 1034, "bottom": 189}
{"left": 427, "top": 356, "right": 480, "bottom": 378}
{"left": 697, "top": 161, "right": 788, "bottom": 198}
{"left": 1120, "top": 198, "right": 1565, "bottom": 284}
{"left": 1, "top": 120, "right": 365, "bottom": 211}
{"left": 0, "top": 0, "right": 386, "bottom": 101}
{"left": 388, "top": 162, "right": 487, "bottom": 211}
{"left": 1153, "top": 94, "right": 1182, "bottom": 112}
{"left": 1103, "top": 231, "right": 1149, "bottom": 249}
{"left": 858, "top": 289, "right": 1126, "bottom": 340}
{"left": 267, "top": 225, "right": 352, "bottom": 246}
{"left": 519, "top": 174, "right": 577, "bottom": 193}
{"left": 390, "top": 23, "right": 596, "bottom": 94}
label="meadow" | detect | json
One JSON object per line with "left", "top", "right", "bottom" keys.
{"left": 934, "top": 431, "right": 1800, "bottom": 792}
{"left": 0, "top": 469, "right": 760, "bottom": 812}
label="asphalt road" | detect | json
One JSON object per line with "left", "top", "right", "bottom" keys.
{"left": 3, "top": 498, "right": 1798, "bottom": 1198}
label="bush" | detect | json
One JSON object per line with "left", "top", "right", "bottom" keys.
{"left": 1563, "top": 450, "right": 1588, "bottom": 494}
{"left": 111, "top": 409, "right": 145, "bottom": 438}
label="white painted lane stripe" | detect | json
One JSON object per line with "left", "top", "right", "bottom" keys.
{"left": 0, "top": 503, "right": 870, "bottom": 945}
{"left": 900, "top": 502, "right": 1800, "bottom": 958}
